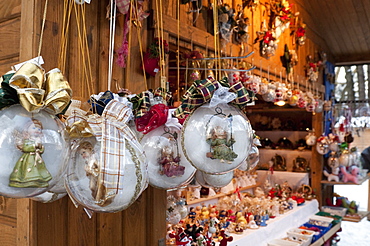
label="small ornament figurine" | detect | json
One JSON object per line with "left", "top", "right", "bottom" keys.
{"left": 271, "top": 154, "right": 287, "bottom": 171}
{"left": 235, "top": 211, "right": 248, "bottom": 229}
{"left": 247, "top": 214, "right": 259, "bottom": 229}
{"left": 78, "top": 141, "right": 112, "bottom": 206}
{"left": 188, "top": 207, "right": 197, "bottom": 223}
{"left": 340, "top": 165, "right": 359, "bottom": 184}
{"left": 9, "top": 119, "right": 51, "bottom": 188}
{"left": 206, "top": 126, "right": 237, "bottom": 163}
{"left": 169, "top": 227, "right": 192, "bottom": 246}
{"left": 158, "top": 145, "right": 185, "bottom": 177}
{"left": 218, "top": 230, "right": 233, "bottom": 246}
{"left": 323, "top": 152, "right": 340, "bottom": 182}
{"left": 292, "top": 156, "right": 310, "bottom": 172}
{"left": 195, "top": 233, "right": 207, "bottom": 246}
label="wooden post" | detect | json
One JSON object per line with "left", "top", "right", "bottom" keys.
{"left": 17, "top": 0, "right": 42, "bottom": 245}
{"left": 311, "top": 112, "right": 325, "bottom": 206}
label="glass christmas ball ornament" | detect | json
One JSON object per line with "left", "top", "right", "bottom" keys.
{"left": 259, "top": 79, "right": 269, "bottom": 95}
{"left": 339, "top": 150, "right": 350, "bottom": 167}
{"left": 66, "top": 135, "right": 148, "bottom": 213}
{"left": 0, "top": 104, "right": 70, "bottom": 198}
{"left": 140, "top": 125, "right": 196, "bottom": 189}
{"left": 198, "top": 170, "right": 234, "bottom": 188}
{"left": 262, "top": 88, "right": 276, "bottom": 102}
{"left": 65, "top": 100, "right": 148, "bottom": 212}
{"left": 297, "top": 96, "right": 307, "bottom": 109}
{"left": 314, "top": 99, "right": 324, "bottom": 113}
{"left": 316, "top": 136, "right": 330, "bottom": 155}
{"left": 182, "top": 103, "right": 253, "bottom": 174}
{"left": 306, "top": 102, "right": 316, "bottom": 112}
{"left": 248, "top": 145, "right": 260, "bottom": 169}
{"left": 288, "top": 94, "right": 299, "bottom": 106}
{"left": 227, "top": 70, "right": 240, "bottom": 85}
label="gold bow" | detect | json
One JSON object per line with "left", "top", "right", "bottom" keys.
{"left": 9, "top": 62, "right": 72, "bottom": 114}
{"left": 66, "top": 116, "right": 94, "bottom": 138}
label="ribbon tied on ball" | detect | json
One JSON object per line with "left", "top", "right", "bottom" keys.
{"left": 67, "top": 99, "right": 145, "bottom": 206}
{"left": 7, "top": 62, "right": 72, "bottom": 114}
{"left": 174, "top": 77, "right": 255, "bottom": 119}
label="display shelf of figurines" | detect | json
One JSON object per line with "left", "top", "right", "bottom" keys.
{"left": 320, "top": 172, "right": 370, "bottom": 185}
{"left": 186, "top": 183, "right": 261, "bottom": 206}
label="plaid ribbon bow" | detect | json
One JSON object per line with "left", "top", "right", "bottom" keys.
{"left": 87, "top": 100, "right": 139, "bottom": 200}
{"left": 129, "top": 87, "right": 172, "bottom": 118}
{"left": 67, "top": 100, "right": 143, "bottom": 203}
{"left": 174, "top": 77, "right": 254, "bottom": 119}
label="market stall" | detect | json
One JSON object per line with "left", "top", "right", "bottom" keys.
{"left": 0, "top": 1, "right": 369, "bottom": 246}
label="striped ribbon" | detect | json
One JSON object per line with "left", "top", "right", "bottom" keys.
{"left": 174, "top": 77, "right": 254, "bottom": 119}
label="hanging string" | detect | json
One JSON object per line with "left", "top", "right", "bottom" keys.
{"left": 176, "top": 0, "right": 180, "bottom": 102}
{"left": 133, "top": 0, "right": 148, "bottom": 91}
{"left": 212, "top": 0, "right": 219, "bottom": 81}
{"left": 73, "top": 1, "right": 93, "bottom": 96}
{"left": 37, "top": 0, "right": 49, "bottom": 64}
{"left": 82, "top": 3, "right": 94, "bottom": 94}
{"left": 125, "top": 8, "right": 132, "bottom": 89}
{"left": 154, "top": 0, "right": 163, "bottom": 78}
{"left": 58, "top": 0, "right": 73, "bottom": 72}
{"left": 159, "top": 0, "right": 166, "bottom": 80}
{"left": 107, "top": 0, "right": 117, "bottom": 91}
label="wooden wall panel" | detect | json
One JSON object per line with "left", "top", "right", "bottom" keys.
{"left": 35, "top": 198, "right": 68, "bottom": 246}
{"left": 0, "top": 1, "right": 21, "bottom": 21}
{"left": 0, "top": 18, "right": 20, "bottom": 61}
{"left": 162, "top": 0, "right": 329, "bottom": 94}
{"left": 67, "top": 201, "right": 97, "bottom": 246}
{"left": 122, "top": 193, "right": 148, "bottom": 246}
{"left": 0, "top": 216, "right": 17, "bottom": 246}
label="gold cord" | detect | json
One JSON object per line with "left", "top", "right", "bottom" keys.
{"left": 133, "top": 0, "right": 148, "bottom": 91}
{"left": 37, "top": 0, "right": 49, "bottom": 63}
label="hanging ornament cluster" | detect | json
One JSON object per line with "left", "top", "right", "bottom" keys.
{"left": 0, "top": 59, "right": 72, "bottom": 200}
{"left": 142, "top": 38, "right": 170, "bottom": 77}
{"left": 254, "top": 22, "right": 278, "bottom": 59}
{"left": 295, "top": 23, "right": 306, "bottom": 46}
{"left": 218, "top": 4, "right": 237, "bottom": 48}
{"left": 254, "top": 0, "right": 299, "bottom": 59}
{"left": 305, "top": 55, "right": 323, "bottom": 83}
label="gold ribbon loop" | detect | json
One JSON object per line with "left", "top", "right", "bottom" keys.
{"left": 9, "top": 63, "right": 72, "bottom": 114}
{"left": 9, "top": 62, "right": 45, "bottom": 89}
{"left": 66, "top": 117, "right": 94, "bottom": 138}
{"left": 44, "top": 68, "right": 73, "bottom": 113}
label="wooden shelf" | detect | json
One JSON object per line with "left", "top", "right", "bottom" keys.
{"left": 259, "top": 148, "right": 312, "bottom": 152}
{"left": 321, "top": 174, "right": 370, "bottom": 185}
{"left": 310, "top": 222, "right": 341, "bottom": 246}
{"left": 342, "top": 211, "right": 370, "bottom": 222}
{"left": 186, "top": 183, "right": 260, "bottom": 205}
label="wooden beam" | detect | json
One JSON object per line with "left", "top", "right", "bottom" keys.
{"left": 17, "top": 0, "right": 42, "bottom": 245}
{"left": 311, "top": 112, "right": 324, "bottom": 206}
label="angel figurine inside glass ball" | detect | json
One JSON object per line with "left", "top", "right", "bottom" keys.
{"left": 9, "top": 119, "right": 51, "bottom": 188}
{"left": 206, "top": 125, "right": 238, "bottom": 163}
{"left": 78, "top": 141, "right": 113, "bottom": 207}
{"left": 159, "top": 145, "right": 185, "bottom": 177}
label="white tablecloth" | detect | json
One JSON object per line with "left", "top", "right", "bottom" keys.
{"left": 229, "top": 200, "right": 319, "bottom": 246}
{"left": 256, "top": 170, "right": 310, "bottom": 191}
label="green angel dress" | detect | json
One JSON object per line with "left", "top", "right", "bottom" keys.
{"left": 207, "top": 137, "right": 238, "bottom": 162}
{"left": 9, "top": 139, "right": 52, "bottom": 188}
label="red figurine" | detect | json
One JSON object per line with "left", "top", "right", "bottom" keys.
{"left": 169, "top": 227, "right": 192, "bottom": 246}
{"left": 218, "top": 230, "right": 233, "bottom": 246}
